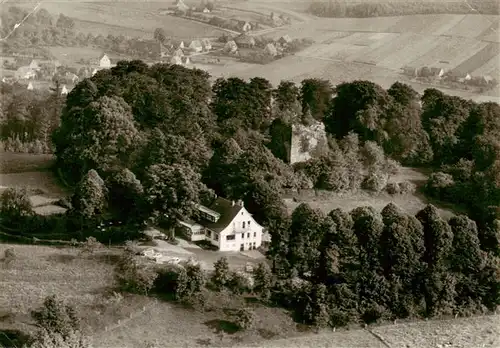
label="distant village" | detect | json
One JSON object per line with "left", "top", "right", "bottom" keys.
{"left": 163, "top": 0, "right": 292, "bottom": 32}
{"left": 401, "top": 65, "right": 498, "bottom": 91}
{"left": 1, "top": 30, "right": 306, "bottom": 94}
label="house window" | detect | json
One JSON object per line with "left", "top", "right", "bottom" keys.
{"left": 247, "top": 233, "right": 250, "bottom": 238}
{"left": 205, "top": 230, "right": 211, "bottom": 237}
{"left": 254, "top": 232, "right": 256, "bottom": 238}
{"left": 253, "top": 242, "right": 256, "bottom": 249}
{"left": 242, "top": 221, "right": 246, "bottom": 228}
{"left": 226, "top": 235, "right": 235, "bottom": 241}
{"left": 248, "top": 221, "right": 251, "bottom": 226}
{"left": 242, "top": 233, "right": 245, "bottom": 239}
{"left": 214, "top": 233, "right": 219, "bottom": 241}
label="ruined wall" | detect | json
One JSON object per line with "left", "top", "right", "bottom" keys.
{"left": 289, "top": 121, "right": 328, "bottom": 164}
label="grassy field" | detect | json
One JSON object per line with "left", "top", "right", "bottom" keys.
{"left": 0, "top": 243, "right": 304, "bottom": 348}
{"left": 203, "top": 12, "right": 500, "bottom": 102}
{"left": 14, "top": 0, "right": 228, "bottom": 40}
{"left": 46, "top": 46, "right": 132, "bottom": 68}
{"left": 0, "top": 153, "right": 67, "bottom": 198}
{"left": 284, "top": 167, "right": 458, "bottom": 220}
{"left": 1, "top": 244, "right": 498, "bottom": 348}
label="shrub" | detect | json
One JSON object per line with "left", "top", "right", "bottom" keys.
{"left": 2, "top": 247, "right": 16, "bottom": 266}
{"left": 360, "top": 302, "right": 390, "bottom": 324}
{"left": 79, "top": 236, "right": 103, "bottom": 255}
{"left": 328, "top": 307, "right": 351, "bottom": 327}
{"left": 212, "top": 257, "right": 231, "bottom": 290}
{"left": 234, "top": 308, "right": 256, "bottom": 330}
{"left": 384, "top": 182, "right": 400, "bottom": 195}
{"left": 228, "top": 271, "right": 254, "bottom": 294}
{"left": 425, "top": 172, "right": 455, "bottom": 200}
{"left": 398, "top": 181, "right": 416, "bottom": 194}
{"left": 31, "top": 295, "right": 80, "bottom": 339}
{"left": 361, "top": 172, "right": 388, "bottom": 192}
{"left": 185, "top": 263, "right": 206, "bottom": 294}
{"left": 0, "top": 187, "right": 33, "bottom": 225}
{"left": 154, "top": 265, "right": 183, "bottom": 295}
{"left": 253, "top": 262, "right": 273, "bottom": 300}
{"left": 115, "top": 251, "right": 158, "bottom": 295}
{"left": 27, "top": 329, "right": 91, "bottom": 348}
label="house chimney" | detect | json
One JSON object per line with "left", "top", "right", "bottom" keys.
{"left": 237, "top": 199, "right": 244, "bottom": 207}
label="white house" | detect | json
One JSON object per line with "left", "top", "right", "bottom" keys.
{"left": 179, "top": 41, "right": 185, "bottom": 49}
{"left": 99, "top": 54, "right": 111, "bottom": 68}
{"left": 189, "top": 40, "right": 203, "bottom": 53}
{"left": 242, "top": 21, "right": 252, "bottom": 32}
{"left": 173, "top": 48, "right": 185, "bottom": 57}
{"left": 15, "top": 66, "right": 36, "bottom": 80}
{"left": 61, "top": 84, "right": 69, "bottom": 95}
{"left": 29, "top": 60, "right": 40, "bottom": 71}
{"left": 178, "top": 197, "right": 264, "bottom": 252}
{"left": 170, "top": 55, "right": 183, "bottom": 65}
{"left": 203, "top": 7, "right": 210, "bottom": 13}
{"left": 27, "top": 82, "right": 34, "bottom": 90}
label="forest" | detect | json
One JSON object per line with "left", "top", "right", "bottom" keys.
{"left": 1, "top": 60, "right": 500, "bottom": 340}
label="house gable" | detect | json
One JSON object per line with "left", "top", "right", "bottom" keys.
{"left": 99, "top": 54, "right": 111, "bottom": 68}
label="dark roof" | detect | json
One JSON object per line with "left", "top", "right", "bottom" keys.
{"left": 200, "top": 197, "right": 243, "bottom": 233}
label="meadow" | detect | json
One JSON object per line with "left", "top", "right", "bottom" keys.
{"left": 1, "top": 243, "right": 498, "bottom": 348}
{"left": 13, "top": 0, "right": 228, "bottom": 40}
{"left": 283, "top": 167, "right": 459, "bottom": 220}
{"left": 211, "top": 13, "right": 499, "bottom": 102}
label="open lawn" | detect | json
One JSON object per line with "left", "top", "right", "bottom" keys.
{"left": 0, "top": 242, "right": 498, "bottom": 348}
{"left": 0, "top": 153, "right": 54, "bottom": 174}
{"left": 46, "top": 46, "right": 131, "bottom": 68}
{"left": 283, "top": 167, "right": 458, "bottom": 220}
{"left": 0, "top": 153, "right": 66, "bottom": 198}
{"left": 0, "top": 243, "right": 304, "bottom": 348}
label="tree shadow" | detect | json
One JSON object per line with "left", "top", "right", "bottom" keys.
{"left": 295, "top": 323, "right": 313, "bottom": 333}
{"left": 45, "top": 253, "right": 76, "bottom": 264}
{"left": 243, "top": 296, "right": 261, "bottom": 305}
{"left": 258, "top": 328, "right": 278, "bottom": 339}
{"left": 204, "top": 319, "right": 240, "bottom": 335}
{"left": 195, "top": 338, "right": 212, "bottom": 346}
{"left": 0, "top": 329, "right": 31, "bottom": 348}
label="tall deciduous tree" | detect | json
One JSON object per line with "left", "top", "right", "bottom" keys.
{"left": 287, "top": 203, "right": 328, "bottom": 275}
{"left": 0, "top": 187, "right": 33, "bottom": 225}
{"left": 324, "top": 80, "right": 390, "bottom": 142}
{"left": 416, "top": 204, "right": 453, "bottom": 271}
{"left": 300, "top": 78, "right": 333, "bottom": 121}
{"left": 106, "top": 168, "right": 146, "bottom": 225}
{"left": 70, "top": 169, "right": 107, "bottom": 222}
{"left": 142, "top": 163, "right": 208, "bottom": 236}
{"left": 350, "top": 206, "right": 384, "bottom": 272}
{"left": 54, "top": 96, "right": 141, "bottom": 183}
{"left": 448, "top": 215, "right": 482, "bottom": 274}
{"left": 153, "top": 28, "right": 166, "bottom": 43}
{"left": 415, "top": 204, "right": 455, "bottom": 316}
{"left": 273, "top": 80, "right": 300, "bottom": 116}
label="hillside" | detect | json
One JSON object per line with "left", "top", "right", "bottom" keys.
{"left": 206, "top": 13, "right": 499, "bottom": 102}
{"left": 12, "top": 0, "right": 228, "bottom": 39}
